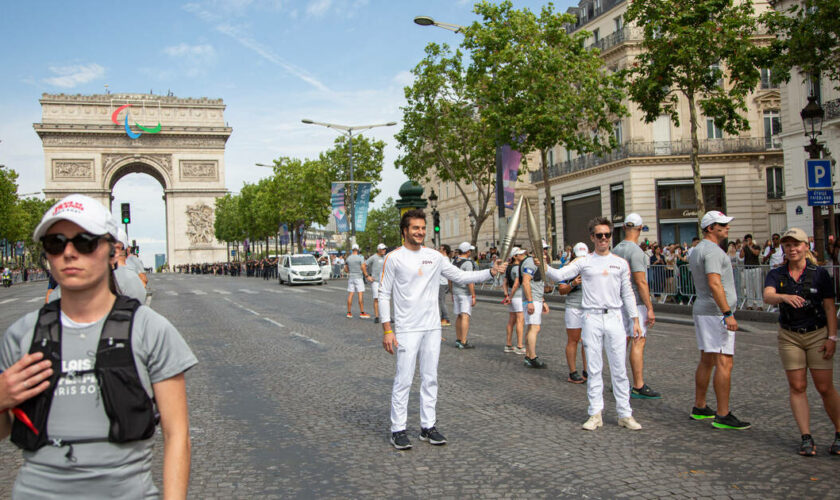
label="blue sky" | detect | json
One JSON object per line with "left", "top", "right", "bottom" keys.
{"left": 0, "top": 0, "right": 575, "bottom": 265}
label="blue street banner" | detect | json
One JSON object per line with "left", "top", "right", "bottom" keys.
{"left": 15, "top": 241, "right": 24, "bottom": 257}
{"left": 279, "top": 223, "right": 290, "bottom": 245}
{"left": 331, "top": 182, "right": 349, "bottom": 233}
{"left": 354, "top": 182, "right": 371, "bottom": 233}
{"left": 499, "top": 144, "right": 522, "bottom": 209}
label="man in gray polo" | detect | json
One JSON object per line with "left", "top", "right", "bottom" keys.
{"left": 612, "top": 213, "right": 659, "bottom": 399}
{"left": 452, "top": 242, "right": 477, "bottom": 349}
{"left": 688, "top": 211, "right": 750, "bottom": 430}
{"left": 345, "top": 244, "right": 369, "bottom": 319}
{"left": 364, "top": 243, "right": 388, "bottom": 323}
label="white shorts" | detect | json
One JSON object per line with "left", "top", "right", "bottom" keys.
{"left": 347, "top": 278, "right": 365, "bottom": 293}
{"left": 694, "top": 315, "right": 736, "bottom": 355}
{"left": 524, "top": 301, "right": 543, "bottom": 325}
{"left": 453, "top": 295, "right": 472, "bottom": 316}
{"left": 370, "top": 281, "right": 380, "bottom": 299}
{"left": 508, "top": 296, "right": 523, "bottom": 313}
{"left": 565, "top": 306, "right": 584, "bottom": 329}
{"left": 623, "top": 305, "right": 648, "bottom": 337}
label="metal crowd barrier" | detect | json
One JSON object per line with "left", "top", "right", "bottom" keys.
{"left": 7, "top": 269, "right": 48, "bottom": 284}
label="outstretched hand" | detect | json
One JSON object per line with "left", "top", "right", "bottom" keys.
{"left": 491, "top": 259, "right": 508, "bottom": 277}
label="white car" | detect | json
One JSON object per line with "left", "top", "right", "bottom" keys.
{"left": 278, "top": 254, "right": 324, "bottom": 286}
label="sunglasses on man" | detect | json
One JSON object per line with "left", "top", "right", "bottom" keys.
{"left": 41, "top": 233, "right": 106, "bottom": 255}
{"left": 593, "top": 232, "right": 612, "bottom": 240}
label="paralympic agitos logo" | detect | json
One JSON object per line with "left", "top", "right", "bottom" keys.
{"left": 111, "top": 104, "right": 162, "bottom": 139}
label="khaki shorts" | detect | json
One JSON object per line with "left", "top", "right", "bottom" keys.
{"left": 778, "top": 326, "right": 835, "bottom": 371}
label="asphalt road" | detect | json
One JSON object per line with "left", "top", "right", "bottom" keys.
{"left": 0, "top": 274, "right": 838, "bottom": 499}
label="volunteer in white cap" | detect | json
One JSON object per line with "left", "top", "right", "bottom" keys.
{"left": 0, "top": 194, "right": 196, "bottom": 498}
{"left": 544, "top": 216, "right": 643, "bottom": 431}
{"left": 451, "top": 242, "right": 478, "bottom": 349}
{"left": 557, "top": 242, "right": 590, "bottom": 383}
{"left": 611, "top": 213, "right": 660, "bottom": 400}
{"left": 688, "top": 210, "right": 750, "bottom": 429}
{"left": 345, "top": 243, "right": 370, "bottom": 319}
{"left": 502, "top": 247, "right": 527, "bottom": 354}
{"left": 363, "top": 243, "right": 388, "bottom": 323}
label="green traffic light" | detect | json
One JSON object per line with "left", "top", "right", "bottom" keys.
{"left": 434, "top": 226, "right": 440, "bottom": 232}
{"left": 122, "top": 218, "right": 129, "bottom": 224}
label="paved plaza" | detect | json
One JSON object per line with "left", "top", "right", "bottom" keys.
{"left": 1, "top": 275, "right": 838, "bottom": 499}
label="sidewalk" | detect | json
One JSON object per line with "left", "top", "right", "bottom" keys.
{"left": 474, "top": 288, "right": 777, "bottom": 334}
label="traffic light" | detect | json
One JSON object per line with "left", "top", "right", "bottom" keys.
{"left": 433, "top": 212, "right": 441, "bottom": 234}
{"left": 121, "top": 203, "right": 131, "bottom": 224}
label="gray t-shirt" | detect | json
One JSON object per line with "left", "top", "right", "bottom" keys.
{"left": 114, "top": 266, "right": 147, "bottom": 303}
{"left": 689, "top": 239, "right": 737, "bottom": 316}
{"left": 520, "top": 257, "right": 545, "bottom": 302}
{"left": 451, "top": 258, "right": 475, "bottom": 296}
{"left": 125, "top": 255, "right": 145, "bottom": 276}
{"left": 346, "top": 253, "right": 365, "bottom": 279}
{"left": 1, "top": 305, "right": 197, "bottom": 499}
{"left": 612, "top": 240, "right": 648, "bottom": 306}
{"left": 365, "top": 254, "right": 385, "bottom": 282}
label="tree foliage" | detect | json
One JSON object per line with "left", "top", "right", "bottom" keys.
{"left": 763, "top": 0, "right": 840, "bottom": 90}
{"left": 625, "top": 0, "right": 768, "bottom": 232}
{"left": 463, "top": 0, "right": 627, "bottom": 248}
{"left": 0, "top": 166, "right": 21, "bottom": 243}
{"left": 355, "top": 197, "right": 401, "bottom": 253}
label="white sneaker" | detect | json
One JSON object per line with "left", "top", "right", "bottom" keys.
{"left": 513, "top": 346, "right": 526, "bottom": 355}
{"left": 504, "top": 345, "right": 515, "bottom": 353}
{"left": 618, "top": 416, "right": 642, "bottom": 430}
{"left": 582, "top": 413, "right": 603, "bottom": 431}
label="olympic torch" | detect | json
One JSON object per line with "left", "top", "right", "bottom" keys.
{"left": 498, "top": 196, "right": 525, "bottom": 262}
{"left": 524, "top": 199, "right": 550, "bottom": 291}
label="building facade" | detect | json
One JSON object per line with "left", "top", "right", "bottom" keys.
{"left": 531, "top": 0, "right": 784, "bottom": 250}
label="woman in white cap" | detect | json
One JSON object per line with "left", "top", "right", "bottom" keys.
{"left": 557, "top": 242, "right": 590, "bottom": 383}
{"left": 502, "top": 247, "right": 527, "bottom": 354}
{"left": 763, "top": 227, "right": 840, "bottom": 456}
{"left": 0, "top": 194, "right": 197, "bottom": 498}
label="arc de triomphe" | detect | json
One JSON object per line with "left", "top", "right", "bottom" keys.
{"left": 34, "top": 93, "right": 231, "bottom": 267}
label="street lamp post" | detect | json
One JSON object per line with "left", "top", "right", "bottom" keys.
{"left": 801, "top": 95, "right": 828, "bottom": 261}
{"left": 301, "top": 119, "right": 396, "bottom": 244}
{"left": 413, "top": 16, "right": 466, "bottom": 33}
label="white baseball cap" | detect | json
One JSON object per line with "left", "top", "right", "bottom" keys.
{"left": 542, "top": 239, "right": 550, "bottom": 249}
{"left": 510, "top": 246, "right": 527, "bottom": 256}
{"left": 351, "top": 244, "right": 359, "bottom": 250}
{"left": 377, "top": 243, "right": 387, "bottom": 250}
{"left": 33, "top": 194, "right": 119, "bottom": 241}
{"left": 458, "top": 241, "right": 472, "bottom": 253}
{"left": 573, "top": 242, "right": 589, "bottom": 257}
{"left": 700, "top": 210, "right": 733, "bottom": 229}
{"left": 117, "top": 224, "right": 129, "bottom": 247}
{"left": 624, "top": 213, "right": 643, "bottom": 228}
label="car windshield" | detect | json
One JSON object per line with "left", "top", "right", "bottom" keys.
{"left": 291, "top": 255, "right": 317, "bottom": 266}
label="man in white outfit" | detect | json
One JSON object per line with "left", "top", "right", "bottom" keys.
{"left": 545, "top": 216, "right": 643, "bottom": 431}
{"left": 379, "top": 209, "right": 506, "bottom": 450}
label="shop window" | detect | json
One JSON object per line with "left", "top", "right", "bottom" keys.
{"left": 766, "top": 166, "right": 784, "bottom": 199}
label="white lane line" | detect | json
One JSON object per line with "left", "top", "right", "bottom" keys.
{"left": 266, "top": 289, "right": 283, "bottom": 294}
{"left": 243, "top": 307, "right": 260, "bottom": 316}
{"left": 213, "top": 289, "right": 231, "bottom": 295}
{"left": 263, "top": 318, "right": 284, "bottom": 328}
{"left": 0, "top": 298, "right": 19, "bottom": 304}
{"left": 28, "top": 296, "right": 44, "bottom": 303}
{"left": 327, "top": 286, "right": 345, "bottom": 291}
{"left": 166, "top": 291, "right": 178, "bottom": 296}
{"left": 290, "top": 331, "right": 322, "bottom": 345}
{"left": 239, "top": 289, "right": 258, "bottom": 294}
{"left": 193, "top": 290, "right": 207, "bottom": 295}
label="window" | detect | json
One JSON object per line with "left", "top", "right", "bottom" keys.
{"left": 566, "top": 149, "right": 572, "bottom": 163}
{"left": 808, "top": 73, "right": 822, "bottom": 104}
{"left": 593, "top": 28, "right": 600, "bottom": 44}
{"left": 610, "top": 184, "right": 625, "bottom": 246}
{"left": 764, "top": 110, "right": 781, "bottom": 149}
{"left": 594, "top": 0, "right": 601, "bottom": 14}
{"left": 766, "top": 166, "right": 784, "bottom": 199}
{"left": 657, "top": 182, "right": 724, "bottom": 211}
{"left": 614, "top": 120, "right": 623, "bottom": 144}
{"left": 548, "top": 149, "right": 554, "bottom": 166}
{"left": 709, "top": 63, "right": 724, "bottom": 87}
{"left": 614, "top": 15, "right": 623, "bottom": 31}
{"left": 760, "top": 68, "right": 778, "bottom": 89}
{"left": 706, "top": 118, "right": 723, "bottom": 139}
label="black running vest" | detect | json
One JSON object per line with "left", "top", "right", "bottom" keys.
{"left": 778, "top": 265, "right": 827, "bottom": 329}
{"left": 11, "top": 296, "right": 157, "bottom": 454}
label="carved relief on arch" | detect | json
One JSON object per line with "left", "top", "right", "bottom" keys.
{"left": 179, "top": 160, "right": 218, "bottom": 181}
{"left": 52, "top": 159, "right": 94, "bottom": 179}
{"left": 185, "top": 202, "right": 216, "bottom": 247}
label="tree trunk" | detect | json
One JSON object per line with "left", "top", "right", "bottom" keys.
{"left": 687, "top": 93, "right": 705, "bottom": 238}
{"left": 540, "top": 148, "right": 554, "bottom": 255}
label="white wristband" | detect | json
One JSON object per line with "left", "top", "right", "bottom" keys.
{"left": 829, "top": 336, "right": 838, "bottom": 342}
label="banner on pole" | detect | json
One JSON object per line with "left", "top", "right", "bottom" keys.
{"left": 331, "top": 182, "right": 350, "bottom": 233}
{"left": 354, "top": 182, "right": 371, "bottom": 233}
{"left": 499, "top": 144, "right": 522, "bottom": 209}
{"left": 279, "top": 223, "right": 290, "bottom": 245}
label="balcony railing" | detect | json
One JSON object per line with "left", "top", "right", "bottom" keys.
{"left": 767, "top": 190, "right": 785, "bottom": 200}
{"left": 531, "top": 137, "right": 772, "bottom": 183}
{"left": 587, "top": 26, "right": 643, "bottom": 52}
{"left": 825, "top": 98, "right": 840, "bottom": 120}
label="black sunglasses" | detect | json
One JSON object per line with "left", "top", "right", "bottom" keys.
{"left": 41, "top": 233, "right": 105, "bottom": 255}
{"left": 593, "top": 232, "right": 612, "bottom": 240}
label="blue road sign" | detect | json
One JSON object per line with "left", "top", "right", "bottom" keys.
{"left": 806, "top": 159, "right": 832, "bottom": 189}
{"left": 808, "top": 189, "right": 834, "bottom": 206}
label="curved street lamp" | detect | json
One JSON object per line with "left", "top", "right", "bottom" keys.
{"left": 302, "top": 119, "right": 397, "bottom": 239}
{"left": 413, "top": 16, "right": 466, "bottom": 33}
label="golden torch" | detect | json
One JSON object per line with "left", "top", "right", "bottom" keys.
{"left": 524, "top": 199, "right": 551, "bottom": 292}
{"left": 498, "top": 196, "right": 525, "bottom": 262}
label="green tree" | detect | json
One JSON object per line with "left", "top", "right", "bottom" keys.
{"left": 763, "top": 0, "right": 840, "bottom": 90}
{"left": 395, "top": 42, "right": 498, "bottom": 248}
{"left": 268, "top": 157, "right": 333, "bottom": 253}
{"left": 16, "top": 197, "right": 54, "bottom": 259}
{"left": 355, "top": 197, "right": 401, "bottom": 253}
{"left": 318, "top": 134, "right": 386, "bottom": 206}
{"left": 464, "top": 0, "right": 627, "bottom": 249}
{"left": 625, "top": 0, "right": 768, "bottom": 233}
{"left": 0, "top": 166, "right": 21, "bottom": 246}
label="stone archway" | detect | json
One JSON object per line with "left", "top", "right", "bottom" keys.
{"left": 34, "top": 93, "right": 232, "bottom": 267}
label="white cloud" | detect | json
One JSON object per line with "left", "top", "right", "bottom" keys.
{"left": 306, "top": 0, "right": 332, "bottom": 17}
{"left": 162, "top": 43, "right": 217, "bottom": 77}
{"left": 43, "top": 63, "right": 105, "bottom": 88}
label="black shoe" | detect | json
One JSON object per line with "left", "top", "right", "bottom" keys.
{"left": 582, "top": 370, "right": 588, "bottom": 380}
{"left": 799, "top": 434, "right": 816, "bottom": 456}
{"left": 690, "top": 406, "right": 716, "bottom": 420}
{"left": 524, "top": 356, "right": 547, "bottom": 369}
{"left": 712, "top": 412, "right": 751, "bottom": 430}
{"left": 567, "top": 371, "right": 585, "bottom": 384}
{"left": 390, "top": 430, "right": 412, "bottom": 450}
{"left": 830, "top": 435, "right": 840, "bottom": 455}
{"left": 374, "top": 317, "right": 380, "bottom": 324}
{"left": 455, "top": 340, "right": 464, "bottom": 349}
{"left": 419, "top": 426, "right": 447, "bottom": 445}
{"left": 631, "top": 384, "right": 662, "bottom": 399}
